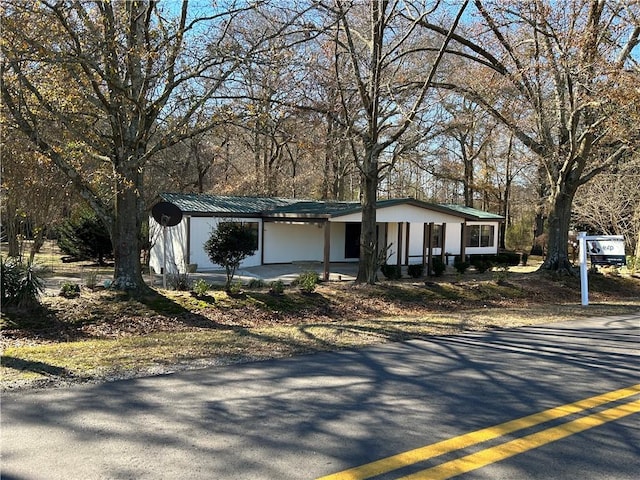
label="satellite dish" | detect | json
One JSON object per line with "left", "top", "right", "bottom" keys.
{"left": 152, "top": 201, "right": 183, "bottom": 227}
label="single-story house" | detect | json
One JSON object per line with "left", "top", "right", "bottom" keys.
{"left": 149, "top": 193, "right": 504, "bottom": 279}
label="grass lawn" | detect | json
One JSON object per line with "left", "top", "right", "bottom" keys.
{"left": 2, "top": 245, "right": 639, "bottom": 391}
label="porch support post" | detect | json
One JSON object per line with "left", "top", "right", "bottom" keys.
{"left": 440, "top": 223, "right": 447, "bottom": 265}
{"left": 261, "top": 220, "right": 266, "bottom": 265}
{"left": 426, "top": 222, "right": 434, "bottom": 276}
{"left": 186, "top": 216, "right": 192, "bottom": 265}
{"left": 383, "top": 223, "right": 389, "bottom": 255}
{"left": 405, "top": 222, "right": 411, "bottom": 265}
{"left": 396, "top": 222, "right": 403, "bottom": 268}
{"left": 460, "top": 222, "right": 467, "bottom": 261}
{"left": 323, "top": 220, "right": 331, "bottom": 281}
{"left": 422, "top": 223, "right": 428, "bottom": 268}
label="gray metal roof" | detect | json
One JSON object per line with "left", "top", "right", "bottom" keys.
{"left": 158, "top": 193, "right": 504, "bottom": 221}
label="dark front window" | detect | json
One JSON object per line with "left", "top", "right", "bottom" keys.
{"left": 466, "top": 225, "right": 494, "bottom": 247}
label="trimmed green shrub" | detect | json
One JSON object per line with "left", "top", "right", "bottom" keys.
{"left": 192, "top": 279, "right": 210, "bottom": 296}
{"left": 204, "top": 222, "right": 257, "bottom": 292}
{"left": 493, "top": 264, "right": 510, "bottom": 283}
{"left": 470, "top": 256, "right": 493, "bottom": 273}
{"left": 431, "top": 257, "right": 446, "bottom": 276}
{"left": 229, "top": 280, "right": 243, "bottom": 295}
{"left": 380, "top": 264, "right": 402, "bottom": 280}
{"left": 453, "top": 256, "right": 470, "bottom": 274}
{"left": 496, "top": 251, "right": 521, "bottom": 266}
{"left": 248, "top": 278, "right": 266, "bottom": 289}
{"left": 297, "top": 270, "right": 319, "bottom": 293}
{"left": 407, "top": 264, "right": 424, "bottom": 278}
{"left": 269, "top": 280, "right": 284, "bottom": 295}
{"left": 60, "top": 281, "right": 81, "bottom": 298}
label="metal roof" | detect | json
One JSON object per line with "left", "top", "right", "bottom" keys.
{"left": 159, "top": 193, "right": 296, "bottom": 215}
{"left": 437, "top": 204, "right": 505, "bottom": 220}
{"left": 158, "top": 193, "right": 504, "bottom": 221}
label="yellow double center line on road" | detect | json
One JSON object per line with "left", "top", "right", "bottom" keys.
{"left": 318, "top": 384, "right": 640, "bottom": 480}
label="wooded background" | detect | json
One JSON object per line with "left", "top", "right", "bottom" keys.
{"left": 2, "top": 0, "right": 638, "bottom": 287}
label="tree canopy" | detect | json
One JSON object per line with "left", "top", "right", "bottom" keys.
{"left": 2, "top": 0, "right": 638, "bottom": 286}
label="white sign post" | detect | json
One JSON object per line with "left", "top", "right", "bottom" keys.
{"left": 577, "top": 232, "right": 626, "bottom": 306}
{"left": 578, "top": 232, "right": 589, "bottom": 306}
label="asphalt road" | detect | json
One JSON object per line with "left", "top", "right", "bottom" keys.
{"left": 2, "top": 313, "right": 639, "bottom": 480}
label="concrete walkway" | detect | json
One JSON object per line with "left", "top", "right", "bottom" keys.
{"left": 149, "top": 262, "right": 360, "bottom": 288}
{"left": 43, "top": 262, "right": 361, "bottom": 294}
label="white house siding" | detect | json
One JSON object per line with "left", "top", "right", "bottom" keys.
{"left": 188, "top": 216, "right": 263, "bottom": 271}
{"left": 263, "top": 222, "right": 326, "bottom": 263}
{"left": 149, "top": 201, "right": 502, "bottom": 273}
{"left": 334, "top": 204, "right": 463, "bottom": 224}
{"left": 336, "top": 205, "right": 469, "bottom": 265}
{"left": 149, "top": 217, "right": 189, "bottom": 274}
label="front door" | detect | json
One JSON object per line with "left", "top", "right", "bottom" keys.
{"left": 344, "top": 223, "right": 360, "bottom": 259}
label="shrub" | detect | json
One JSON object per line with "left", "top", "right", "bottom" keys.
{"left": 248, "top": 278, "right": 265, "bottom": 289}
{"left": 496, "top": 251, "right": 521, "bottom": 266}
{"left": 470, "top": 257, "right": 493, "bottom": 273}
{"left": 56, "top": 209, "right": 113, "bottom": 265}
{"left": 192, "top": 279, "right": 210, "bottom": 296}
{"left": 169, "top": 272, "right": 191, "bottom": 291}
{"left": 83, "top": 269, "right": 99, "bottom": 289}
{"left": 407, "top": 264, "right": 424, "bottom": 278}
{"left": 1, "top": 258, "right": 44, "bottom": 307}
{"left": 60, "top": 281, "right": 81, "bottom": 298}
{"left": 229, "top": 280, "right": 243, "bottom": 295}
{"left": 431, "top": 257, "right": 446, "bottom": 276}
{"left": 297, "top": 271, "right": 319, "bottom": 293}
{"left": 204, "top": 222, "right": 257, "bottom": 292}
{"left": 493, "top": 264, "right": 510, "bottom": 283}
{"left": 380, "top": 264, "right": 402, "bottom": 280}
{"left": 269, "top": 280, "right": 285, "bottom": 295}
{"left": 453, "top": 256, "right": 470, "bottom": 274}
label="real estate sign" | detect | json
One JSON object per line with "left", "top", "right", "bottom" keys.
{"left": 585, "top": 236, "right": 626, "bottom": 266}
{"left": 578, "top": 233, "right": 626, "bottom": 306}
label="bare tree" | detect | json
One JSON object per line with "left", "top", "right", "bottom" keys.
{"left": 1, "top": 0, "right": 304, "bottom": 290}
{"left": 315, "top": 0, "right": 469, "bottom": 284}
{"left": 573, "top": 155, "right": 640, "bottom": 260}
{"left": 418, "top": 0, "right": 640, "bottom": 273}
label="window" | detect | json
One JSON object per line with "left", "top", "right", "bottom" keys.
{"left": 466, "top": 225, "right": 494, "bottom": 248}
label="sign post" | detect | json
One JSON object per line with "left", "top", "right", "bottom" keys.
{"left": 578, "top": 232, "right": 589, "bottom": 306}
{"left": 577, "top": 233, "right": 625, "bottom": 306}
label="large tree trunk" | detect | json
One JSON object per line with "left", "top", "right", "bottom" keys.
{"left": 111, "top": 163, "right": 146, "bottom": 291}
{"left": 540, "top": 186, "right": 576, "bottom": 274}
{"left": 356, "top": 150, "right": 379, "bottom": 284}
